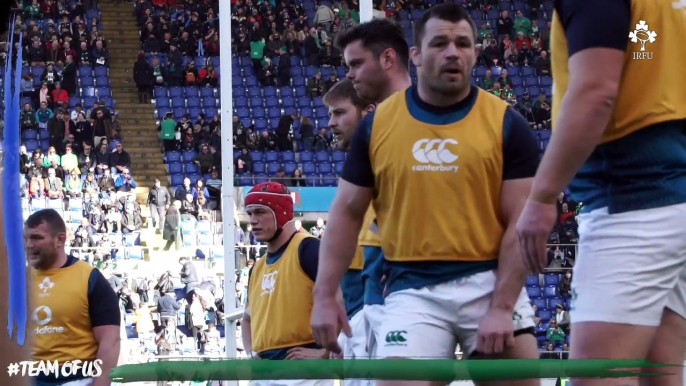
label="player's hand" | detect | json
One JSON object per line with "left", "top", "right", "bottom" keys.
{"left": 476, "top": 308, "right": 515, "bottom": 355}
{"left": 285, "top": 347, "right": 328, "bottom": 360}
{"left": 516, "top": 199, "right": 558, "bottom": 273}
{"left": 311, "top": 292, "right": 350, "bottom": 355}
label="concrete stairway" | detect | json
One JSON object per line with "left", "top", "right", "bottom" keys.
{"left": 99, "top": 1, "right": 168, "bottom": 192}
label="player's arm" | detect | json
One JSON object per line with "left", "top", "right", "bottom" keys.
{"left": 314, "top": 113, "right": 376, "bottom": 298}
{"left": 87, "top": 269, "right": 121, "bottom": 386}
{"left": 301, "top": 238, "right": 345, "bottom": 306}
{"left": 492, "top": 108, "right": 541, "bottom": 311}
{"left": 530, "top": 0, "right": 630, "bottom": 203}
{"left": 242, "top": 268, "right": 256, "bottom": 357}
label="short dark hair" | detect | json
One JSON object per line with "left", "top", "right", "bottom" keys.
{"left": 413, "top": 3, "right": 478, "bottom": 47}
{"left": 335, "top": 18, "right": 410, "bottom": 71}
{"left": 25, "top": 209, "right": 67, "bottom": 236}
{"left": 323, "top": 79, "right": 374, "bottom": 111}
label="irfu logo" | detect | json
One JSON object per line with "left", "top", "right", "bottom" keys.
{"left": 512, "top": 311, "right": 522, "bottom": 321}
{"left": 385, "top": 331, "right": 408, "bottom": 346}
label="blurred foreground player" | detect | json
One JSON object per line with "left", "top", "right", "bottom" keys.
{"left": 313, "top": 4, "right": 541, "bottom": 386}
{"left": 332, "top": 19, "right": 413, "bottom": 361}
{"left": 516, "top": 1, "right": 686, "bottom": 386}
{"left": 324, "top": 79, "right": 375, "bottom": 383}
{"left": 25, "top": 209, "right": 120, "bottom": 386}
{"left": 240, "top": 182, "right": 335, "bottom": 386}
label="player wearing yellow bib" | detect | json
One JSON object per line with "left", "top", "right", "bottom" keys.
{"left": 240, "top": 182, "right": 335, "bottom": 386}
{"left": 313, "top": 4, "right": 540, "bottom": 386}
{"left": 333, "top": 19, "right": 413, "bottom": 362}
{"left": 516, "top": 1, "right": 686, "bottom": 385}
{"left": 313, "top": 5, "right": 541, "bottom": 386}
{"left": 325, "top": 79, "right": 375, "bottom": 373}
{"left": 25, "top": 209, "right": 120, "bottom": 386}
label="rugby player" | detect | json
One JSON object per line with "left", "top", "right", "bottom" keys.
{"left": 240, "top": 182, "right": 337, "bottom": 386}
{"left": 329, "top": 19, "right": 413, "bottom": 361}
{"left": 312, "top": 4, "right": 541, "bottom": 386}
{"left": 516, "top": 1, "right": 686, "bottom": 385}
{"left": 25, "top": 209, "right": 121, "bottom": 386}
{"left": 324, "top": 79, "right": 375, "bottom": 379}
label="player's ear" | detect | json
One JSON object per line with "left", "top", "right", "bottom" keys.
{"left": 380, "top": 47, "right": 395, "bottom": 71}
{"left": 410, "top": 46, "right": 421, "bottom": 67}
{"left": 363, "top": 104, "right": 375, "bottom": 115}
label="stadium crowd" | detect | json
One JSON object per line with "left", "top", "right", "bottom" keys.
{"left": 3, "top": 0, "right": 577, "bottom": 363}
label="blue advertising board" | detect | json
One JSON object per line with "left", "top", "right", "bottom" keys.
{"left": 242, "top": 187, "right": 336, "bottom": 212}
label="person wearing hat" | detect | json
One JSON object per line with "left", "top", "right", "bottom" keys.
{"left": 241, "top": 182, "right": 339, "bottom": 380}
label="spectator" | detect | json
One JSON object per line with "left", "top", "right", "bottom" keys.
{"left": 121, "top": 201, "right": 142, "bottom": 234}
{"left": 110, "top": 112, "right": 122, "bottom": 140}
{"left": 198, "top": 63, "right": 218, "bottom": 87}
{"left": 158, "top": 112, "right": 177, "bottom": 152}
{"left": 192, "top": 145, "right": 213, "bottom": 174}
{"left": 20, "top": 74, "right": 35, "bottom": 98}
{"left": 191, "top": 179, "right": 210, "bottom": 201}
{"left": 309, "top": 218, "right": 326, "bottom": 239}
{"left": 276, "top": 112, "right": 296, "bottom": 151}
{"left": 148, "top": 179, "right": 170, "bottom": 234}
{"left": 115, "top": 168, "right": 137, "bottom": 195}
{"left": 536, "top": 50, "right": 551, "bottom": 76}
{"left": 304, "top": 28, "right": 320, "bottom": 65}
{"left": 110, "top": 143, "right": 132, "bottom": 175}
{"left": 92, "top": 108, "right": 112, "bottom": 144}
{"left": 21, "top": 103, "right": 38, "bottom": 130}
{"left": 61, "top": 144, "right": 79, "bottom": 173}
{"left": 290, "top": 168, "right": 307, "bottom": 187}
{"left": 94, "top": 142, "right": 110, "bottom": 174}
{"left": 167, "top": 44, "right": 184, "bottom": 86}
{"left": 180, "top": 193, "right": 198, "bottom": 222}
{"left": 44, "top": 167, "right": 64, "bottom": 199}
{"left": 42, "top": 63, "right": 62, "bottom": 91}
{"left": 539, "top": 343, "right": 558, "bottom": 359}
{"left": 133, "top": 52, "right": 153, "bottom": 104}
{"left": 179, "top": 256, "right": 199, "bottom": 294}
{"left": 51, "top": 82, "right": 69, "bottom": 110}
{"left": 64, "top": 172, "right": 82, "bottom": 198}
{"left": 99, "top": 169, "right": 116, "bottom": 199}
{"left": 235, "top": 148, "right": 253, "bottom": 174}
{"left": 536, "top": 102, "right": 552, "bottom": 129}
{"left": 513, "top": 9, "right": 532, "bottom": 38}
{"left": 163, "top": 201, "right": 182, "bottom": 251}
{"left": 324, "top": 72, "right": 339, "bottom": 92}
{"left": 78, "top": 40, "right": 92, "bottom": 66}
{"left": 28, "top": 39, "right": 46, "bottom": 66}
{"left": 151, "top": 57, "right": 166, "bottom": 86}
{"left": 175, "top": 178, "right": 192, "bottom": 200}
{"left": 307, "top": 72, "right": 325, "bottom": 97}
{"left": 82, "top": 173, "right": 99, "bottom": 195}
{"left": 257, "top": 60, "right": 275, "bottom": 86}
{"left": 312, "top": 128, "right": 330, "bottom": 151}
{"left": 554, "top": 304, "right": 570, "bottom": 333}
{"left": 183, "top": 61, "right": 199, "bottom": 86}
{"left": 546, "top": 320, "right": 565, "bottom": 344}
{"left": 559, "top": 271, "right": 572, "bottom": 300}
{"left": 313, "top": 4, "right": 335, "bottom": 32}
{"left": 257, "top": 130, "right": 277, "bottom": 151}
{"left": 276, "top": 46, "right": 291, "bottom": 86}
{"left": 299, "top": 116, "right": 315, "bottom": 150}
{"left": 92, "top": 39, "right": 109, "bottom": 66}
{"left": 205, "top": 169, "right": 221, "bottom": 200}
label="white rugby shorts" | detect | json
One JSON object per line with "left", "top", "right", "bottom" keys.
{"left": 571, "top": 204, "right": 686, "bottom": 326}
{"left": 337, "top": 310, "right": 373, "bottom": 386}
{"left": 363, "top": 304, "right": 384, "bottom": 360}
{"left": 377, "top": 270, "right": 535, "bottom": 359}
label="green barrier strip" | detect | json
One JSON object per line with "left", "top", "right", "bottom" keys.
{"left": 109, "top": 359, "right": 680, "bottom": 383}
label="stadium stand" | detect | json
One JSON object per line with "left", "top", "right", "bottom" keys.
{"left": 6, "top": 0, "right": 574, "bottom": 360}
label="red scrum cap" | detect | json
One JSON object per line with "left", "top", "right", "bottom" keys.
{"left": 244, "top": 182, "right": 294, "bottom": 231}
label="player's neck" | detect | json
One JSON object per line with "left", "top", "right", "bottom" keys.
{"left": 417, "top": 82, "right": 471, "bottom": 107}
{"left": 266, "top": 224, "right": 297, "bottom": 253}
{"left": 47, "top": 252, "right": 69, "bottom": 270}
{"left": 378, "top": 72, "right": 412, "bottom": 103}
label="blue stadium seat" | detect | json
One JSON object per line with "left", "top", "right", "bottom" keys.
{"left": 334, "top": 162, "right": 344, "bottom": 175}
{"left": 538, "top": 310, "right": 552, "bottom": 322}
{"left": 165, "top": 151, "right": 181, "bottom": 163}
{"left": 302, "top": 162, "right": 316, "bottom": 175}
{"left": 544, "top": 273, "right": 560, "bottom": 286}
{"left": 267, "top": 162, "right": 281, "bottom": 174}
{"left": 168, "top": 163, "right": 182, "bottom": 174}
{"left": 321, "top": 173, "right": 337, "bottom": 186}
{"left": 532, "top": 298, "right": 547, "bottom": 310}
{"left": 527, "top": 287, "right": 541, "bottom": 298}
{"left": 318, "top": 163, "right": 332, "bottom": 174}
{"left": 171, "top": 174, "right": 184, "bottom": 186}
{"left": 281, "top": 151, "right": 295, "bottom": 162}
{"left": 250, "top": 151, "right": 264, "bottom": 162}
{"left": 543, "top": 286, "right": 558, "bottom": 298}
{"left": 185, "top": 163, "right": 199, "bottom": 174}
{"left": 254, "top": 173, "right": 269, "bottom": 184}
{"left": 284, "top": 162, "right": 298, "bottom": 175}
{"left": 526, "top": 275, "right": 539, "bottom": 286}
{"left": 264, "top": 151, "right": 279, "bottom": 162}
{"left": 548, "top": 297, "right": 564, "bottom": 310}
{"left": 237, "top": 174, "right": 253, "bottom": 186}
{"left": 252, "top": 162, "right": 266, "bottom": 174}
{"left": 315, "top": 151, "right": 330, "bottom": 163}
{"left": 331, "top": 150, "right": 345, "bottom": 163}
